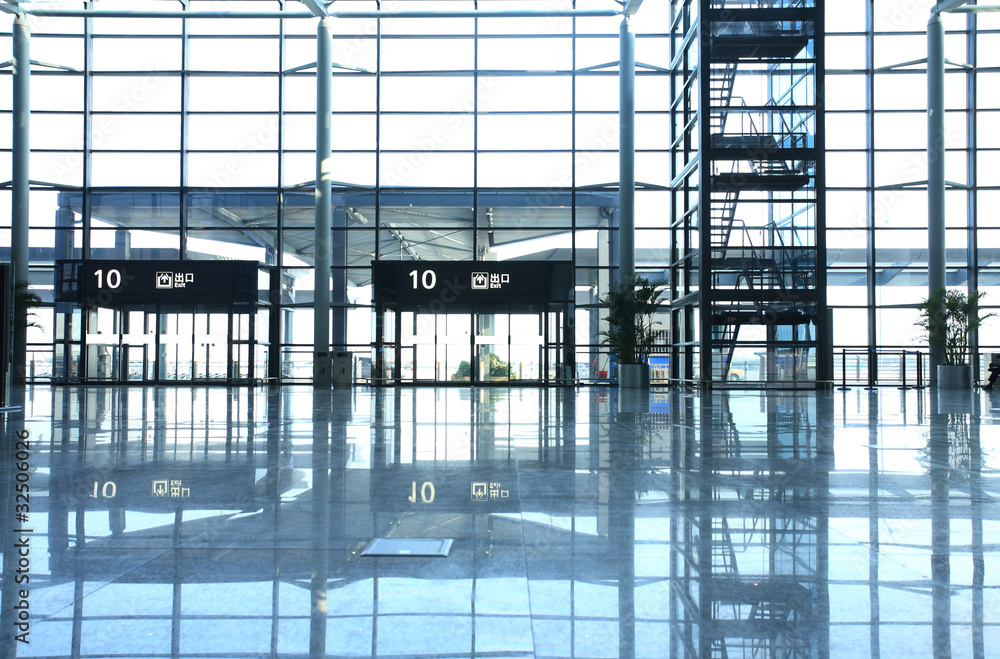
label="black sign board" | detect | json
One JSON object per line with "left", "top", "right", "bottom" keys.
{"left": 55, "top": 260, "right": 259, "bottom": 307}
{"left": 372, "top": 465, "right": 520, "bottom": 514}
{"left": 57, "top": 464, "right": 259, "bottom": 513}
{"left": 372, "top": 260, "right": 573, "bottom": 310}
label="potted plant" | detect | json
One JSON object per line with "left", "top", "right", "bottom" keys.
{"left": 598, "top": 274, "right": 667, "bottom": 388}
{"left": 916, "top": 288, "right": 996, "bottom": 388}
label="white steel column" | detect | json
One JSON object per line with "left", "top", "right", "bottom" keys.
{"left": 12, "top": 14, "right": 31, "bottom": 381}
{"left": 619, "top": 14, "right": 636, "bottom": 279}
{"left": 927, "top": 11, "right": 946, "bottom": 382}
{"left": 314, "top": 17, "right": 333, "bottom": 387}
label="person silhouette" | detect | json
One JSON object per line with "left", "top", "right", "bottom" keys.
{"left": 984, "top": 356, "right": 1000, "bottom": 390}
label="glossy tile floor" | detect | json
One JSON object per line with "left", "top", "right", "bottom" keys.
{"left": 1, "top": 384, "right": 999, "bottom": 658}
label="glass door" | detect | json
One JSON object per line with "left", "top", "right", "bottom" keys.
{"left": 159, "top": 312, "right": 194, "bottom": 380}
{"left": 122, "top": 310, "right": 155, "bottom": 382}
{"left": 413, "top": 312, "right": 437, "bottom": 382}
{"left": 510, "top": 313, "right": 543, "bottom": 382}
{"left": 193, "top": 312, "right": 230, "bottom": 380}
{"left": 85, "top": 307, "right": 121, "bottom": 381}
{"left": 442, "top": 314, "right": 471, "bottom": 383}
{"left": 475, "top": 312, "right": 510, "bottom": 384}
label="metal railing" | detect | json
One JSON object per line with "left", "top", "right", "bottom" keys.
{"left": 836, "top": 349, "right": 926, "bottom": 390}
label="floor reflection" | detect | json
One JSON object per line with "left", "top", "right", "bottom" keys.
{"left": 0, "top": 385, "right": 998, "bottom": 657}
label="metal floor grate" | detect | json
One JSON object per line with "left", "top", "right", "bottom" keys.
{"left": 360, "top": 538, "right": 454, "bottom": 557}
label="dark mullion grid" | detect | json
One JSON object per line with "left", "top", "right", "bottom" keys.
{"left": 473, "top": 13, "right": 479, "bottom": 262}
{"left": 83, "top": 3, "right": 93, "bottom": 259}
{"left": 374, "top": 18, "right": 382, "bottom": 261}
{"left": 275, "top": 0, "right": 285, "bottom": 280}
{"left": 967, "top": 6, "right": 979, "bottom": 362}
{"left": 866, "top": 0, "right": 877, "bottom": 366}
{"left": 179, "top": 3, "right": 190, "bottom": 260}
{"left": 697, "top": 0, "right": 711, "bottom": 385}
{"left": 571, "top": 3, "right": 578, "bottom": 301}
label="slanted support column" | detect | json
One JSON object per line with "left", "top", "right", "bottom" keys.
{"left": 927, "top": 11, "right": 946, "bottom": 383}
{"left": 314, "top": 16, "right": 333, "bottom": 387}
{"left": 12, "top": 15, "right": 31, "bottom": 382}
{"left": 619, "top": 15, "right": 636, "bottom": 280}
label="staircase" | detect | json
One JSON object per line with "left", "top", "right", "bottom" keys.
{"left": 710, "top": 64, "right": 738, "bottom": 135}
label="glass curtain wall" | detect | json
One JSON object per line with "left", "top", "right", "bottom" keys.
{"left": 0, "top": 0, "right": 673, "bottom": 384}
{"left": 825, "top": 0, "right": 1000, "bottom": 384}
{"left": 5, "top": 1, "right": 997, "bottom": 384}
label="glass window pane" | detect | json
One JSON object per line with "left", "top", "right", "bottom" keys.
{"left": 637, "top": 153, "right": 669, "bottom": 187}
{"left": 874, "top": 74, "right": 925, "bottom": 111}
{"left": 380, "top": 114, "right": 473, "bottom": 151}
{"left": 480, "top": 76, "right": 571, "bottom": 112}
{"left": 381, "top": 38, "right": 473, "bottom": 71}
{"left": 826, "top": 113, "right": 867, "bottom": 150}
{"left": 92, "top": 76, "right": 181, "bottom": 112}
{"left": 91, "top": 153, "right": 180, "bottom": 186}
{"left": 33, "top": 35, "right": 84, "bottom": 70}
{"left": 576, "top": 113, "right": 620, "bottom": 151}
{"left": 827, "top": 152, "right": 868, "bottom": 188}
{"left": 576, "top": 75, "right": 618, "bottom": 112}
{"left": 825, "top": 74, "right": 867, "bottom": 111}
{"left": 478, "top": 37, "right": 572, "bottom": 71}
{"left": 332, "top": 34, "right": 378, "bottom": 72}
{"left": 575, "top": 36, "right": 619, "bottom": 71}
{"left": 189, "top": 38, "right": 279, "bottom": 72}
{"left": 93, "top": 37, "right": 181, "bottom": 72}
{"left": 189, "top": 77, "right": 278, "bottom": 112}
{"left": 380, "top": 153, "right": 473, "bottom": 187}
{"left": 94, "top": 114, "right": 181, "bottom": 151}
{"left": 92, "top": 192, "right": 180, "bottom": 229}
{"left": 479, "top": 114, "right": 570, "bottom": 151}
{"left": 188, "top": 115, "right": 279, "bottom": 151}
{"left": 32, "top": 152, "right": 83, "bottom": 187}
{"left": 31, "top": 114, "right": 83, "bottom": 150}
{"left": 188, "top": 192, "right": 278, "bottom": 229}
{"left": 831, "top": 308, "right": 868, "bottom": 346}
{"left": 32, "top": 75, "right": 85, "bottom": 112}
{"left": 381, "top": 77, "right": 474, "bottom": 112}
{"left": 478, "top": 153, "right": 571, "bottom": 187}
{"left": 827, "top": 0, "right": 866, "bottom": 33}
{"left": 874, "top": 112, "right": 927, "bottom": 150}
{"left": 188, "top": 153, "right": 278, "bottom": 187}
{"left": 976, "top": 73, "right": 1000, "bottom": 109}
{"left": 826, "top": 36, "right": 866, "bottom": 70}
{"left": 575, "top": 152, "right": 618, "bottom": 187}
{"left": 188, "top": 230, "right": 272, "bottom": 263}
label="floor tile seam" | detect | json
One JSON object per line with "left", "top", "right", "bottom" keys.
{"left": 33, "top": 545, "right": 178, "bottom": 623}
{"left": 511, "top": 454, "right": 541, "bottom": 659}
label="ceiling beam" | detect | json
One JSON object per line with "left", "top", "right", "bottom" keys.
{"left": 623, "top": 0, "right": 644, "bottom": 17}
{"left": 299, "top": 0, "right": 328, "bottom": 17}
{"left": 934, "top": 0, "right": 970, "bottom": 13}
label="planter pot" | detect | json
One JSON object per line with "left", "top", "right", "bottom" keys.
{"left": 937, "top": 364, "right": 972, "bottom": 389}
{"left": 618, "top": 363, "right": 650, "bottom": 389}
{"left": 617, "top": 388, "right": 651, "bottom": 414}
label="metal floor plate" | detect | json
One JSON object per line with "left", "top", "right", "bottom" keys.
{"left": 360, "top": 538, "right": 454, "bottom": 557}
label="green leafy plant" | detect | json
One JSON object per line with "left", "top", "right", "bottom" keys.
{"left": 13, "top": 280, "right": 41, "bottom": 331}
{"left": 599, "top": 274, "right": 667, "bottom": 365}
{"left": 453, "top": 353, "right": 511, "bottom": 379}
{"left": 916, "top": 288, "right": 995, "bottom": 366}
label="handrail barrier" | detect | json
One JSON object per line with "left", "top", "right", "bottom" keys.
{"left": 836, "top": 349, "right": 926, "bottom": 390}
